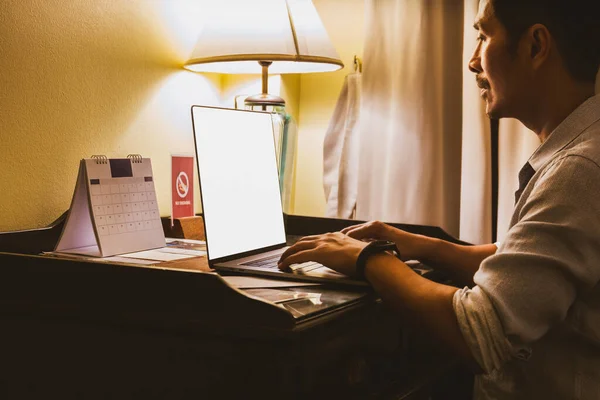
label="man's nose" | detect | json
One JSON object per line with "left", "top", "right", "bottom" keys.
{"left": 468, "top": 45, "right": 482, "bottom": 74}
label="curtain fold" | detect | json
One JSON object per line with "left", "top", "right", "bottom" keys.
{"left": 459, "top": 0, "right": 492, "bottom": 244}
{"left": 322, "top": 72, "right": 362, "bottom": 218}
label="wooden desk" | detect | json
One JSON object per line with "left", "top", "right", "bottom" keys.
{"left": 0, "top": 214, "right": 468, "bottom": 399}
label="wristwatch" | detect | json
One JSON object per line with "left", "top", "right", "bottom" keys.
{"left": 355, "top": 240, "right": 401, "bottom": 280}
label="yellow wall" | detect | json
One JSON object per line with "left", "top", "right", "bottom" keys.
{"left": 0, "top": 0, "right": 363, "bottom": 232}
{"left": 294, "top": 0, "right": 365, "bottom": 217}
{"left": 0, "top": 0, "right": 221, "bottom": 231}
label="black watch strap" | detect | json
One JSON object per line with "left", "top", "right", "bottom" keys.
{"left": 355, "top": 240, "right": 401, "bottom": 280}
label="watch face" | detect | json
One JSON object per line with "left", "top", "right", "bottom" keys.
{"left": 374, "top": 240, "right": 400, "bottom": 257}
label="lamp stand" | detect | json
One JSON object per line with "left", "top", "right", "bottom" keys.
{"left": 244, "top": 61, "right": 285, "bottom": 111}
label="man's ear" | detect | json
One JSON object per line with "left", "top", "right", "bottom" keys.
{"left": 527, "top": 23, "right": 551, "bottom": 69}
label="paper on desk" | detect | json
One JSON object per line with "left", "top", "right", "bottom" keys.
{"left": 222, "top": 275, "right": 320, "bottom": 289}
{"left": 42, "top": 251, "right": 157, "bottom": 265}
{"left": 99, "top": 256, "right": 157, "bottom": 265}
{"left": 121, "top": 248, "right": 205, "bottom": 262}
{"left": 159, "top": 247, "right": 207, "bottom": 257}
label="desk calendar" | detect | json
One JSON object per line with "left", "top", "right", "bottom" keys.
{"left": 55, "top": 155, "right": 166, "bottom": 257}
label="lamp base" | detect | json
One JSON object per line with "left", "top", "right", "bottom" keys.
{"left": 245, "top": 93, "right": 286, "bottom": 108}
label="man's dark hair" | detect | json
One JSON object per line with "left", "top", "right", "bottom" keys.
{"left": 491, "top": 0, "right": 600, "bottom": 83}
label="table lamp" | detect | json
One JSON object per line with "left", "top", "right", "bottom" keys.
{"left": 183, "top": 0, "right": 343, "bottom": 213}
{"left": 183, "top": 0, "right": 344, "bottom": 110}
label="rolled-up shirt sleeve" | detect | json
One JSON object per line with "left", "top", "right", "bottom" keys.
{"left": 454, "top": 286, "right": 517, "bottom": 372}
{"left": 453, "top": 155, "right": 600, "bottom": 373}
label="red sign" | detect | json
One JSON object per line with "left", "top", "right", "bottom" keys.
{"left": 171, "top": 155, "right": 194, "bottom": 221}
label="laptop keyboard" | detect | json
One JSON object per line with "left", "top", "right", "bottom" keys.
{"left": 243, "top": 255, "right": 281, "bottom": 268}
{"left": 242, "top": 255, "right": 323, "bottom": 272}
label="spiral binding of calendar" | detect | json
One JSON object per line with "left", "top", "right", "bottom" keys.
{"left": 127, "top": 154, "right": 143, "bottom": 163}
{"left": 91, "top": 155, "right": 108, "bottom": 164}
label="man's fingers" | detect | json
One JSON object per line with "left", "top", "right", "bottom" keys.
{"left": 295, "top": 234, "right": 322, "bottom": 242}
{"left": 344, "top": 225, "right": 373, "bottom": 239}
{"left": 279, "top": 240, "right": 316, "bottom": 262}
{"left": 340, "top": 224, "right": 364, "bottom": 234}
{"left": 278, "top": 249, "right": 315, "bottom": 270}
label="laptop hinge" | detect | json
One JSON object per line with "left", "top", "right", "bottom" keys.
{"left": 208, "top": 242, "right": 287, "bottom": 265}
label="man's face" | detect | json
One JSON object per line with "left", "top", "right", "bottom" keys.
{"left": 469, "top": 0, "right": 530, "bottom": 119}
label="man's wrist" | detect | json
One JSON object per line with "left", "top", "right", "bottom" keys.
{"left": 355, "top": 240, "right": 401, "bottom": 280}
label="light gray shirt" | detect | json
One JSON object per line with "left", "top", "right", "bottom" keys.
{"left": 454, "top": 94, "right": 600, "bottom": 399}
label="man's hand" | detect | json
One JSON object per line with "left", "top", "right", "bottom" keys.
{"left": 279, "top": 226, "right": 480, "bottom": 371}
{"left": 278, "top": 232, "right": 369, "bottom": 277}
{"left": 342, "top": 220, "right": 427, "bottom": 261}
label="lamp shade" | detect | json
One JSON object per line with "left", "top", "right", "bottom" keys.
{"left": 184, "top": 0, "right": 343, "bottom": 74}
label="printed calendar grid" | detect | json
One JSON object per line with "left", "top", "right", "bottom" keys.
{"left": 90, "top": 176, "right": 162, "bottom": 237}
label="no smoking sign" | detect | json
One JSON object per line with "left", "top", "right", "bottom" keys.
{"left": 171, "top": 155, "right": 194, "bottom": 220}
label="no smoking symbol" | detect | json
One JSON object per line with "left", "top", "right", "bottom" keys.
{"left": 176, "top": 172, "right": 189, "bottom": 198}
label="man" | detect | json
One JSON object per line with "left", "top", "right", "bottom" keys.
{"left": 279, "top": 0, "right": 600, "bottom": 398}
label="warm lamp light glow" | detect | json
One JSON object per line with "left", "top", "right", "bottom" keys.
{"left": 183, "top": 0, "right": 343, "bottom": 74}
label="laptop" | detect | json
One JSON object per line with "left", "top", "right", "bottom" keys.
{"left": 191, "top": 105, "right": 368, "bottom": 286}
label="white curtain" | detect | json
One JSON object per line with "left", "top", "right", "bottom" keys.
{"left": 356, "top": 0, "right": 466, "bottom": 238}
{"left": 323, "top": 72, "right": 362, "bottom": 218}
{"left": 459, "top": 0, "right": 493, "bottom": 244}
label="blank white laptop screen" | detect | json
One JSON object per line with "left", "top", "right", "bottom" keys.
{"left": 192, "top": 106, "right": 286, "bottom": 260}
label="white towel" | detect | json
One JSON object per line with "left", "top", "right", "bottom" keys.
{"left": 322, "top": 72, "right": 361, "bottom": 218}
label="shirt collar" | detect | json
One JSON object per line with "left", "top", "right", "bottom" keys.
{"left": 528, "top": 94, "right": 600, "bottom": 172}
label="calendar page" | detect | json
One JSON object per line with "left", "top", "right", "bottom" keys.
{"left": 85, "top": 157, "right": 165, "bottom": 256}
{"left": 55, "top": 156, "right": 165, "bottom": 257}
